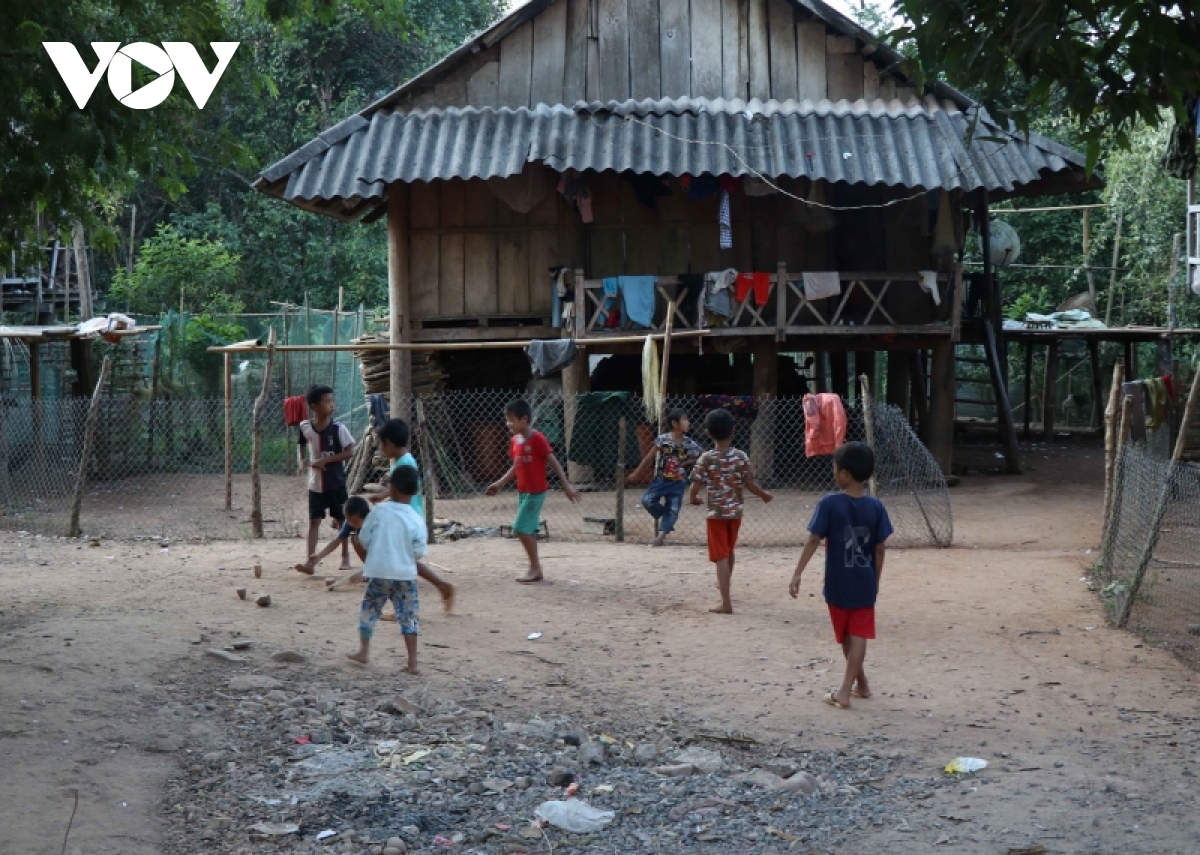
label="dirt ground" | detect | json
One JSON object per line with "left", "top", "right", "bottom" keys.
{"left": 3, "top": 438, "right": 1200, "bottom": 854}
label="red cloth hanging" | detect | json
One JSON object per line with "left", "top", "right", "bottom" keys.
{"left": 735, "top": 272, "right": 773, "bottom": 306}
{"left": 803, "top": 393, "right": 848, "bottom": 458}
{"left": 283, "top": 395, "right": 308, "bottom": 427}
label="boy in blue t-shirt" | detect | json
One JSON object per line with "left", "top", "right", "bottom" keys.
{"left": 790, "top": 441, "right": 893, "bottom": 710}
{"left": 295, "top": 496, "right": 370, "bottom": 575}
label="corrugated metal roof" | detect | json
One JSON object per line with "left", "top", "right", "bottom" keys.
{"left": 257, "top": 97, "right": 1091, "bottom": 221}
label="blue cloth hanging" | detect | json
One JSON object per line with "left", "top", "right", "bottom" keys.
{"left": 619, "top": 276, "right": 657, "bottom": 328}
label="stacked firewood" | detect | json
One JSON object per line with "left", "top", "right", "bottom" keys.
{"left": 351, "top": 333, "right": 446, "bottom": 395}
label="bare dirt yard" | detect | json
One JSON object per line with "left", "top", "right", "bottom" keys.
{"left": 3, "top": 438, "right": 1200, "bottom": 855}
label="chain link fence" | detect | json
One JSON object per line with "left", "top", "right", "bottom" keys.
{"left": 1093, "top": 433, "right": 1200, "bottom": 666}
{"left": 2, "top": 390, "right": 953, "bottom": 550}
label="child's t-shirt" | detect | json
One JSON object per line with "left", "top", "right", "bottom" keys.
{"left": 510, "top": 430, "right": 553, "bottom": 494}
{"left": 390, "top": 453, "right": 425, "bottom": 518}
{"left": 690, "top": 447, "right": 754, "bottom": 519}
{"left": 357, "top": 501, "right": 427, "bottom": 581}
{"left": 336, "top": 519, "right": 360, "bottom": 540}
{"left": 299, "top": 419, "right": 355, "bottom": 493}
{"left": 654, "top": 432, "right": 703, "bottom": 481}
{"left": 808, "top": 493, "right": 894, "bottom": 610}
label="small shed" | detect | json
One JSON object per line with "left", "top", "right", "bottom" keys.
{"left": 255, "top": 0, "right": 1096, "bottom": 473}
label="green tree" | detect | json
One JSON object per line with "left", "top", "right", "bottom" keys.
{"left": 109, "top": 224, "right": 242, "bottom": 314}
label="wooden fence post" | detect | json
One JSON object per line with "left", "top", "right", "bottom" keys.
{"left": 224, "top": 351, "right": 233, "bottom": 511}
{"left": 1117, "top": 367, "right": 1200, "bottom": 627}
{"left": 616, "top": 417, "right": 626, "bottom": 542}
{"left": 68, "top": 357, "right": 111, "bottom": 538}
{"left": 250, "top": 329, "right": 276, "bottom": 538}
{"left": 1102, "top": 357, "right": 1125, "bottom": 522}
{"left": 857, "top": 374, "right": 878, "bottom": 497}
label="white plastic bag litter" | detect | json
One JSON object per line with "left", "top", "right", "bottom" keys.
{"left": 944, "top": 757, "right": 988, "bottom": 774}
{"left": 535, "top": 799, "right": 616, "bottom": 833}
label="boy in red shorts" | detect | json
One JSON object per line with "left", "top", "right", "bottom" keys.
{"left": 790, "top": 441, "right": 893, "bottom": 709}
{"left": 689, "top": 408, "right": 773, "bottom": 614}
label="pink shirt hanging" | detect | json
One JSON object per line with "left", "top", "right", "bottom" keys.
{"left": 803, "top": 393, "right": 848, "bottom": 458}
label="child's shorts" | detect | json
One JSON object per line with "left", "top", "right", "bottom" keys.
{"left": 706, "top": 517, "right": 742, "bottom": 562}
{"left": 360, "top": 578, "right": 419, "bottom": 637}
{"left": 513, "top": 492, "right": 546, "bottom": 535}
{"left": 827, "top": 604, "right": 875, "bottom": 644}
{"left": 309, "top": 487, "right": 348, "bottom": 521}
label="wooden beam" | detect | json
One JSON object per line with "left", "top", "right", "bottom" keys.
{"left": 388, "top": 186, "right": 412, "bottom": 417}
{"left": 928, "top": 340, "right": 955, "bottom": 474}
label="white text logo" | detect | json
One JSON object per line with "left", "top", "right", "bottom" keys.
{"left": 43, "top": 42, "right": 240, "bottom": 110}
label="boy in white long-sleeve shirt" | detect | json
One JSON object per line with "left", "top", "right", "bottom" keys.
{"left": 347, "top": 465, "right": 426, "bottom": 674}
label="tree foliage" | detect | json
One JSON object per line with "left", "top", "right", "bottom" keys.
{"left": 890, "top": 0, "right": 1200, "bottom": 168}
{"left": 109, "top": 224, "right": 241, "bottom": 314}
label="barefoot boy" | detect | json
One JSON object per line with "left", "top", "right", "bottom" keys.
{"left": 296, "top": 496, "right": 370, "bottom": 575}
{"left": 374, "top": 418, "right": 455, "bottom": 612}
{"left": 789, "top": 441, "right": 893, "bottom": 709}
{"left": 688, "top": 408, "right": 773, "bottom": 613}
{"left": 347, "top": 465, "right": 426, "bottom": 674}
{"left": 629, "top": 407, "right": 702, "bottom": 546}
{"left": 299, "top": 384, "right": 356, "bottom": 571}
{"left": 484, "top": 399, "right": 580, "bottom": 583}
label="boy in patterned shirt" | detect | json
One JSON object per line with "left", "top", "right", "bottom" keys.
{"left": 629, "top": 408, "right": 703, "bottom": 547}
{"left": 688, "top": 408, "right": 774, "bottom": 614}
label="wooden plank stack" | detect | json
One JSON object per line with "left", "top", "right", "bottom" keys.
{"left": 351, "top": 333, "right": 447, "bottom": 396}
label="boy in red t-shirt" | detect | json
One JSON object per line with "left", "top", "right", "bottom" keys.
{"left": 485, "top": 399, "right": 580, "bottom": 583}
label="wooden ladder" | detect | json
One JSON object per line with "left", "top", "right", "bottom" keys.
{"left": 953, "top": 319, "right": 1022, "bottom": 473}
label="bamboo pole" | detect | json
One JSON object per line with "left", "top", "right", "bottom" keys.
{"left": 330, "top": 286, "right": 343, "bottom": 391}
{"left": 1097, "top": 394, "right": 1134, "bottom": 576}
{"left": 1102, "top": 357, "right": 1125, "bottom": 521}
{"left": 1117, "top": 367, "right": 1200, "bottom": 627}
{"left": 1083, "top": 208, "right": 1098, "bottom": 314}
{"left": 68, "top": 356, "right": 111, "bottom": 538}
{"left": 250, "top": 328, "right": 277, "bottom": 538}
{"left": 205, "top": 329, "right": 711, "bottom": 354}
{"left": 656, "top": 301, "right": 677, "bottom": 432}
{"left": 1167, "top": 232, "right": 1181, "bottom": 332}
{"left": 1104, "top": 211, "right": 1123, "bottom": 327}
{"left": 857, "top": 374, "right": 878, "bottom": 496}
{"left": 616, "top": 417, "right": 626, "bottom": 543}
{"left": 224, "top": 351, "right": 233, "bottom": 511}
{"left": 304, "top": 292, "right": 312, "bottom": 391}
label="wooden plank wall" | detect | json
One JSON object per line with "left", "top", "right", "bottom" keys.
{"left": 400, "top": 0, "right": 920, "bottom": 111}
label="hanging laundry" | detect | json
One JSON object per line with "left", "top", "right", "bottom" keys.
{"left": 683, "top": 174, "right": 719, "bottom": 200}
{"left": 550, "top": 267, "right": 572, "bottom": 328}
{"left": 599, "top": 277, "right": 621, "bottom": 327}
{"left": 622, "top": 171, "right": 671, "bottom": 211}
{"left": 618, "top": 276, "right": 657, "bottom": 328}
{"left": 918, "top": 270, "right": 942, "bottom": 306}
{"left": 802, "top": 271, "right": 842, "bottom": 301}
{"left": 1121, "top": 381, "right": 1147, "bottom": 442}
{"left": 719, "top": 189, "right": 733, "bottom": 249}
{"left": 718, "top": 175, "right": 743, "bottom": 194}
{"left": 704, "top": 269, "right": 738, "bottom": 319}
{"left": 284, "top": 395, "right": 309, "bottom": 427}
{"left": 696, "top": 394, "right": 758, "bottom": 421}
{"left": 803, "top": 393, "right": 848, "bottom": 457}
{"left": 642, "top": 336, "right": 662, "bottom": 423}
{"left": 527, "top": 339, "right": 578, "bottom": 377}
{"left": 734, "top": 272, "right": 773, "bottom": 307}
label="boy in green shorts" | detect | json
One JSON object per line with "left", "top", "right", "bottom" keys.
{"left": 485, "top": 399, "right": 580, "bottom": 583}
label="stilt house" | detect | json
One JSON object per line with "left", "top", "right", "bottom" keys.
{"left": 256, "top": 0, "right": 1096, "bottom": 473}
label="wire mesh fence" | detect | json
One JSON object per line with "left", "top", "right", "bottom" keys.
{"left": 1093, "top": 435, "right": 1200, "bottom": 666}
{"left": 1, "top": 390, "right": 953, "bottom": 551}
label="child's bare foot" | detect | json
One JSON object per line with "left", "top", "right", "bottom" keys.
{"left": 440, "top": 584, "right": 456, "bottom": 613}
{"left": 294, "top": 563, "right": 314, "bottom": 575}
{"left": 650, "top": 533, "right": 667, "bottom": 547}
{"left": 346, "top": 650, "right": 369, "bottom": 665}
{"left": 405, "top": 663, "right": 420, "bottom": 675}
{"left": 709, "top": 604, "right": 733, "bottom": 614}
{"left": 517, "top": 566, "right": 544, "bottom": 584}
{"left": 824, "top": 691, "right": 850, "bottom": 709}
{"left": 852, "top": 678, "right": 871, "bottom": 699}
{"left": 339, "top": 561, "right": 352, "bottom": 572}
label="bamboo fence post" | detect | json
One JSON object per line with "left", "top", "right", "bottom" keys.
{"left": 281, "top": 304, "right": 291, "bottom": 400}
{"left": 304, "top": 292, "right": 312, "bottom": 391}
{"left": 616, "top": 417, "right": 626, "bottom": 542}
{"left": 656, "top": 300, "right": 676, "bottom": 432}
{"left": 250, "top": 328, "right": 277, "bottom": 538}
{"left": 68, "top": 357, "right": 111, "bottom": 538}
{"left": 330, "top": 286, "right": 343, "bottom": 392}
{"left": 1102, "top": 357, "right": 1125, "bottom": 522}
{"left": 1097, "top": 395, "right": 1133, "bottom": 576}
{"left": 1117, "top": 367, "right": 1200, "bottom": 627}
{"left": 224, "top": 351, "right": 233, "bottom": 511}
{"left": 1167, "top": 233, "right": 1181, "bottom": 333}
{"left": 1104, "top": 211, "right": 1123, "bottom": 327}
{"left": 415, "top": 398, "right": 437, "bottom": 540}
{"left": 148, "top": 334, "right": 161, "bottom": 467}
{"left": 858, "top": 374, "right": 878, "bottom": 496}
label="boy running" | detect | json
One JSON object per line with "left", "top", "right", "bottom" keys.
{"left": 299, "top": 384, "right": 356, "bottom": 571}
{"left": 484, "top": 399, "right": 580, "bottom": 584}
{"left": 296, "top": 496, "right": 370, "bottom": 575}
{"left": 347, "top": 465, "right": 426, "bottom": 674}
{"left": 688, "top": 408, "right": 773, "bottom": 614}
{"left": 789, "top": 441, "right": 893, "bottom": 710}
{"left": 629, "top": 407, "right": 702, "bottom": 547}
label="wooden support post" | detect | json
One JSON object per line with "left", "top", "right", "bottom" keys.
{"left": 30, "top": 342, "right": 43, "bottom": 476}
{"left": 983, "top": 320, "right": 1022, "bottom": 473}
{"left": 1118, "top": 367, "right": 1200, "bottom": 627}
{"left": 1042, "top": 341, "right": 1059, "bottom": 440}
{"left": 1087, "top": 340, "right": 1103, "bottom": 430}
{"left": 1127, "top": 341, "right": 1137, "bottom": 381}
{"left": 752, "top": 339, "right": 778, "bottom": 485}
{"left": 1023, "top": 340, "right": 1034, "bottom": 438}
{"left": 909, "top": 350, "right": 930, "bottom": 438}
{"left": 615, "top": 417, "right": 626, "bottom": 542}
{"left": 775, "top": 262, "right": 787, "bottom": 342}
{"left": 829, "top": 352, "right": 849, "bottom": 400}
{"left": 250, "top": 329, "right": 277, "bottom": 538}
{"left": 562, "top": 334, "right": 591, "bottom": 484}
{"left": 573, "top": 268, "right": 586, "bottom": 339}
{"left": 1083, "top": 208, "right": 1098, "bottom": 313}
{"left": 1167, "top": 232, "right": 1181, "bottom": 333}
{"left": 858, "top": 374, "right": 878, "bottom": 496}
{"left": 224, "top": 351, "right": 233, "bottom": 511}
{"left": 281, "top": 304, "right": 291, "bottom": 400}
{"left": 1104, "top": 212, "right": 1123, "bottom": 327}
{"left": 928, "top": 341, "right": 955, "bottom": 475}
{"left": 68, "top": 357, "right": 111, "bottom": 538}
{"left": 387, "top": 187, "right": 412, "bottom": 419}
{"left": 331, "top": 285, "right": 343, "bottom": 391}
{"left": 72, "top": 222, "right": 93, "bottom": 321}
{"left": 854, "top": 352, "right": 876, "bottom": 400}
{"left": 1103, "top": 357, "right": 1126, "bottom": 521}
{"left": 886, "top": 350, "right": 910, "bottom": 415}
{"left": 415, "top": 399, "right": 436, "bottom": 541}
{"left": 814, "top": 351, "right": 827, "bottom": 394}
{"left": 1097, "top": 394, "right": 1134, "bottom": 573}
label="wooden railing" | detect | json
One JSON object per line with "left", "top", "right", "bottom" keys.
{"left": 572, "top": 264, "right": 963, "bottom": 341}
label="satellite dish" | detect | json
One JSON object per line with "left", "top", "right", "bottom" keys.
{"left": 984, "top": 219, "right": 1021, "bottom": 267}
